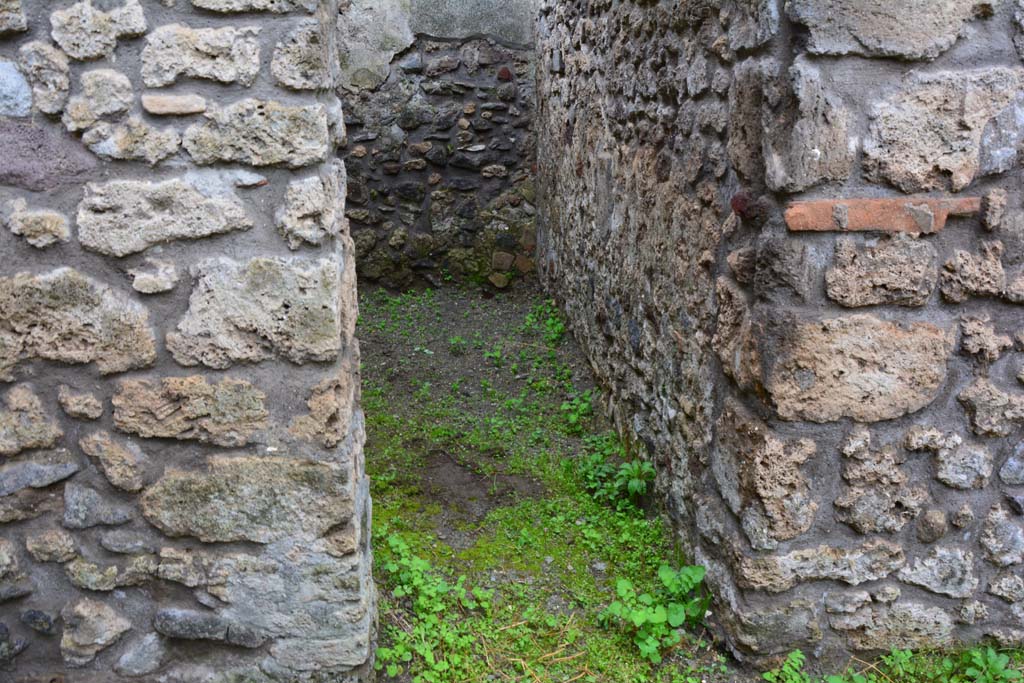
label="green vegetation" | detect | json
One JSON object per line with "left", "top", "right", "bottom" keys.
{"left": 764, "top": 648, "right": 1024, "bottom": 683}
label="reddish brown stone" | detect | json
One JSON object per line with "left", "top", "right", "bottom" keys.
{"left": 785, "top": 197, "right": 981, "bottom": 234}
{"left": 497, "top": 66, "right": 514, "bottom": 81}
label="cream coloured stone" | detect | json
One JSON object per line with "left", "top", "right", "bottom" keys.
{"left": 80, "top": 430, "right": 146, "bottom": 492}
{"left": 129, "top": 258, "right": 179, "bottom": 294}
{"left": 50, "top": 0, "right": 147, "bottom": 61}
{"left": 18, "top": 41, "right": 69, "bottom": 114}
{"left": 60, "top": 599, "right": 132, "bottom": 667}
{"left": 57, "top": 385, "right": 103, "bottom": 420}
{"left": 82, "top": 116, "right": 181, "bottom": 165}
{"left": 0, "top": 385, "right": 61, "bottom": 457}
{"left": 0, "top": 0, "right": 26, "bottom": 34}
{"left": 272, "top": 18, "right": 332, "bottom": 90}
{"left": 141, "top": 24, "right": 261, "bottom": 88}
{"left": 831, "top": 603, "right": 954, "bottom": 651}
{"left": 736, "top": 539, "right": 905, "bottom": 593}
{"left": 826, "top": 235, "right": 937, "bottom": 308}
{"left": 898, "top": 546, "right": 979, "bottom": 598}
{"left": 62, "top": 69, "right": 132, "bottom": 133}
{"left": 275, "top": 161, "right": 344, "bottom": 249}
{"left": 2, "top": 198, "right": 70, "bottom": 248}
{"left": 142, "top": 93, "right": 207, "bottom": 115}
{"left": 26, "top": 529, "right": 77, "bottom": 563}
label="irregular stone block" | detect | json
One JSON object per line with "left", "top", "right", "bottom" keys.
{"left": 142, "top": 93, "right": 206, "bottom": 116}
{"left": 112, "top": 376, "right": 268, "bottom": 447}
{"left": 0, "top": 537, "right": 32, "bottom": 602}
{"left": 142, "top": 24, "right": 261, "bottom": 88}
{"left": 786, "top": 197, "right": 981, "bottom": 235}
{"left": 25, "top": 529, "right": 77, "bottom": 563}
{"left": 60, "top": 599, "right": 131, "bottom": 667}
{"left": 167, "top": 256, "right": 345, "bottom": 368}
{"left": 21, "top": 609, "right": 57, "bottom": 634}
{"left": 337, "top": 0, "right": 414, "bottom": 90}
{"left": 100, "top": 529, "right": 156, "bottom": 555}
{"left": 272, "top": 18, "right": 332, "bottom": 90}
{"left": 0, "top": 385, "right": 61, "bottom": 457}
{"left": 712, "top": 277, "right": 762, "bottom": 393}
{"left": 50, "top": 0, "right": 147, "bottom": 61}
{"left": 981, "top": 505, "right": 1024, "bottom": 566}
{"left": 990, "top": 572, "right": 1024, "bottom": 603}
{"left": 290, "top": 365, "right": 356, "bottom": 449}
{"left": 917, "top": 509, "right": 948, "bottom": 544}
{"left": 65, "top": 555, "right": 153, "bottom": 591}
{"left": 864, "top": 68, "right": 1024, "bottom": 193}
{"left": 727, "top": 0, "right": 779, "bottom": 51}
{"left": 276, "top": 161, "right": 344, "bottom": 249}
{"left": 183, "top": 98, "right": 330, "bottom": 168}
{"left": 18, "top": 41, "right": 69, "bottom": 115}
{"left": 959, "top": 379, "right": 1024, "bottom": 438}
{"left": 766, "top": 315, "right": 951, "bottom": 423}
{"left": 141, "top": 455, "right": 354, "bottom": 543}
{"left": 0, "top": 448, "right": 78, "bottom": 497}
{"left": 80, "top": 431, "right": 146, "bottom": 492}
{"left": 737, "top": 539, "right": 905, "bottom": 593}
{"left": 82, "top": 116, "right": 181, "bottom": 165}
{"left": 0, "top": 61, "right": 31, "bottom": 117}
{"left": 115, "top": 633, "right": 167, "bottom": 677}
{"left": 787, "top": 0, "right": 992, "bottom": 60}
{"left": 0, "top": 0, "right": 26, "bottom": 34}
{"left": 713, "top": 400, "right": 817, "bottom": 550}
{"left": 58, "top": 385, "right": 103, "bottom": 420}
{"left": 826, "top": 235, "right": 937, "bottom": 308}
{"left": 0, "top": 621, "right": 27, "bottom": 665}
{"left": 77, "top": 178, "right": 252, "bottom": 257}
{"left": 832, "top": 603, "right": 954, "bottom": 651}
{"left": 764, "top": 57, "right": 852, "bottom": 192}
{"left": 898, "top": 546, "right": 979, "bottom": 598}
{"left": 0, "top": 120, "right": 98, "bottom": 191}
{"left": 129, "top": 258, "right": 179, "bottom": 294}
{"left": 192, "top": 0, "right": 316, "bottom": 11}
{"left": 2, "top": 198, "right": 69, "bottom": 249}
{"left": 836, "top": 426, "right": 927, "bottom": 534}
{"left": 905, "top": 426, "right": 993, "bottom": 490}
{"left": 62, "top": 69, "right": 132, "bottom": 133}
{"left": 960, "top": 315, "right": 1012, "bottom": 363}
{"left": 0, "top": 268, "right": 157, "bottom": 380}
{"left": 63, "top": 483, "right": 133, "bottom": 529}
{"left": 1002, "top": 442, "right": 1024, "bottom": 485}
{"left": 941, "top": 241, "right": 1006, "bottom": 303}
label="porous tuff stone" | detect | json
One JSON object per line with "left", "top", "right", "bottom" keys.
{"left": 272, "top": 18, "right": 332, "bottom": 90}
{"left": 786, "top": 0, "right": 994, "bottom": 60}
{"left": 981, "top": 505, "right": 1024, "bottom": 566}
{"left": 275, "top": 162, "right": 345, "bottom": 249}
{"left": 990, "top": 572, "right": 1024, "bottom": 603}
{"left": 191, "top": 0, "right": 316, "bottom": 11}
{"left": 82, "top": 116, "right": 182, "bottom": 165}
{"left": 336, "top": 0, "right": 415, "bottom": 90}
{"left": 825, "top": 235, "right": 937, "bottom": 307}
{"left": 941, "top": 241, "right": 1007, "bottom": 303}
{"left": 167, "top": 256, "right": 346, "bottom": 368}
{"left": 959, "top": 379, "right": 1024, "bottom": 437}
{"left": 0, "top": 537, "right": 32, "bottom": 602}
{"left": 0, "top": 385, "right": 62, "bottom": 456}
{"left": 960, "top": 315, "right": 1012, "bottom": 363}
{"left": 112, "top": 376, "right": 268, "bottom": 447}
{"left": 18, "top": 41, "right": 69, "bottom": 114}
{"left": 712, "top": 400, "right": 817, "bottom": 550}
{"left": 864, "top": 68, "right": 1024, "bottom": 193}
{"left": 765, "top": 315, "right": 951, "bottom": 423}
{"left": 736, "top": 539, "right": 905, "bottom": 593}
{"left": 60, "top": 598, "right": 131, "bottom": 667}
{"left": 129, "top": 258, "right": 179, "bottom": 294}
{"left": 26, "top": 528, "right": 77, "bottom": 563}
{"left": 0, "top": 0, "right": 26, "bottom": 34}
{"left": 898, "top": 546, "right": 979, "bottom": 598}
{"left": 62, "top": 68, "right": 132, "bottom": 133}
{"left": 0, "top": 448, "right": 78, "bottom": 496}
{"left": 183, "top": 98, "right": 330, "bottom": 168}
{"left": 141, "top": 24, "right": 261, "bottom": 88}
{"left": 289, "top": 364, "right": 357, "bottom": 449}
{"left": 905, "top": 426, "right": 993, "bottom": 490}
{"left": 76, "top": 178, "right": 252, "bottom": 257}
{"left": 50, "top": 0, "right": 147, "bottom": 60}
{"left": 831, "top": 603, "right": 954, "bottom": 651}
{"left": 62, "top": 483, "right": 133, "bottom": 529}
{"left": 0, "top": 268, "right": 157, "bottom": 380}
{"left": 79, "top": 430, "right": 146, "bottom": 492}
{"left": 140, "top": 455, "right": 354, "bottom": 543}
{"left": 2, "top": 198, "right": 70, "bottom": 248}
{"left": 58, "top": 385, "right": 103, "bottom": 420}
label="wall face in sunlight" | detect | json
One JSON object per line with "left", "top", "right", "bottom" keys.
{"left": 0, "top": 2, "right": 374, "bottom": 681}
{"left": 537, "top": 0, "right": 1024, "bottom": 669}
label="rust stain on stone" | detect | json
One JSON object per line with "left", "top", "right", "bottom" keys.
{"left": 785, "top": 197, "right": 981, "bottom": 234}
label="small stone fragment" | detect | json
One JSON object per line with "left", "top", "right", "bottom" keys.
{"left": 275, "top": 162, "right": 344, "bottom": 249}
{"left": 112, "top": 376, "right": 267, "bottom": 447}
{"left": 60, "top": 598, "right": 131, "bottom": 667}
{"left": 167, "top": 256, "right": 345, "bottom": 368}
{"left": 981, "top": 505, "right": 1024, "bottom": 566}
{"left": 63, "top": 483, "right": 133, "bottom": 529}
{"left": 183, "top": 98, "right": 330, "bottom": 168}
{"left": 21, "top": 609, "right": 56, "bottom": 634}
{"left": 82, "top": 116, "right": 181, "bottom": 165}
{"left": 77, "top": 178, "right": 252, "bottom": 257}
{"left": 129, "top": 258, "right": 179, "bottom": 294}
{"left": 58, "top": 385, "right": 103, "bottom": 420}
{"left": 961, "top": 315, "right": 1012, "bottom": 363}
{"left": 0, "top": 0, "right": 26, "bottom": 34}
{"left": 953, "top": 504, "right": 976, "bottom": 528}
{"left": 289, "top": 366, "right": 356, "bottom": 449}
{"left": 986, "top": 189, "right": 1009, "bottom": 231}
{"left": 736, "top": 539, "right": 905, "bottom": 593}
{"left": 141, "top": 455, "right": 354, "bottom": 543}
{"left": 0, "top": 61, "right": 31, "bottom": 117}
{"left": 898, "top": 546, "right": 979, "bottom": 598}
{"left": 2, "top": 198, "right": 70, "bottom": 248}
{"left": 80, "top": 431, "right": 146, "bottom": 492}
{"left": 905, "top": 426, "right": 992, "bottom": 490}
{"left": 825, "top": 235, "right": 937, "bottom": 307}
{"left": 26, "top": 528, "right": 77, "bottom": 562}
{"left": 1003, "top": 442, "right": 1024, "bottom": 485}
{"left": 17, "top": 42, "right": 69, "bottom": 114}
{"left": 958, "top": 600, "right": 989, "bottom": 625}
{"left": 917, "top": 509, "right": 948, "bottom": 543}
{"left": 115, "top": 632, "right": 167, "bottom": 677}
{"left": 142, "top": 24, "right": 261, "bottom": 88}
{"left": 141, "top": 93, "right": 206, "bottom": 116}
{"left": 824, "top": 591, "right": 872, "bottom": 614}
{"left": 0, "top": 385, "right": 62, "bottom": 457}
{"left": 990, "top": 572, "right": 1024, "bottom": 603}
{"left": 62, "top": 69, "right": 132, "bottom": 133}
{"left": 50, "top": 0, "right": 147, "bottom": 61}
{"left": 0, "top": 448, "right": 78, "bottom": 497}
{"left": 0, "top": 622, "right": 27, "bottom": 664}
{"left": 272, "top": 18, "right": 331, "bottom": 90}
{"left": 941, "top": 241, "right": 1006, "bottom": 303}
{"left": 99, "top": 529, "right": 156, "bottom": 555}
{"left": 0, "top": 537, "right": 31, "bottom": 602}
{"left": 959, "top": 379, "right": 1024, "bottom": 437}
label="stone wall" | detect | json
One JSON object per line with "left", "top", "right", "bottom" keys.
{"left": 537, "top": 0, "right": 1024, "bottom": 669}
{"left": 338, "top": 0, "right": 537, "bottom": 290}
{"left": 0, "top": 1, "right": 374, "bottom": 681}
